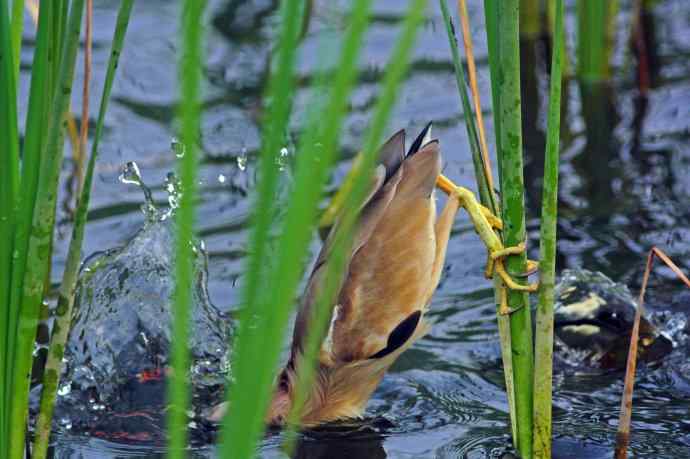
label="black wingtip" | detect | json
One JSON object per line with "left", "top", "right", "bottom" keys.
{"left": 378, "top": 129, "right": 406, "bottom": 180}
{"left": 407, "top": 122, "right": 434, "bottom": 157}
{"left": 368, "top": 310, "right": 422, "bottom": 359}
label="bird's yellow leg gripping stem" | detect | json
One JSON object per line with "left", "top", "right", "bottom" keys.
{"left": 436, "top": 174, "right": 538, "bottom": 314}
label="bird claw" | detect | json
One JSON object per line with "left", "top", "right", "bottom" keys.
{"left": 485, "top": 242, "right": 539, "bottom": 294}
{"left": 498, "top": 287, "right": 526, "bottom": 315}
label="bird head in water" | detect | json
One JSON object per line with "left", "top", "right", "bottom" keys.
{"left": 210, "top": 124, "right": 462, "bottom": 426}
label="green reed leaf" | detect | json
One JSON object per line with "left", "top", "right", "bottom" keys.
{"left": 283, "top": 2, "right": 428, "bottom": 453}
{"left": 167, "top": 0, "right": 206, "bottom": 456}
{"left": 533, "top": 0, "right": 563, "bottom": 457}
{"left": 32, "top": 2, "right": 135, "bottom": 457}
{"left": 9, "top": 0, "right": 84, "bottom": 454}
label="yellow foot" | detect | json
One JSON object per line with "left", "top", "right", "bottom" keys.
{"left": 498, "top": 287, "right": 525, "bottom": 315}
{"left": 485, "top": 242, "right": 539, "bottom": 293}
{"left": 480, "top": 205, "right": 503, "bottom": 230}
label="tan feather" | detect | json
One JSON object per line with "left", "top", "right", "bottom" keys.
{"left": 205, "top": 126, "right": 459, "bottom": 427}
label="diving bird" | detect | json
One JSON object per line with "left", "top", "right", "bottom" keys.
{"left": 210, "top": 124, "right": 530, "bottom": 426}
{"left": 210, "top": 125, "right": 459, "bottom": 426}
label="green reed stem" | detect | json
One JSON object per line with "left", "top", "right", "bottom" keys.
{"left": 519, "top": 0, "right": 540, "bottom": 40}
{"left": 222, "top": 0, "right": 373, "bottom": 448}
{"left": 0, "top": 0, "right": 21, "bottom": 448}
{"left": 547, "top": 0, "right": 570, "bottom": 78}
{"left": 577, "top": 0, "right": 618, "bottom": 82}
{"left": 283, "top": 0, "right": 426, "bottom": 450}
{"left": 441, "top": 0, "right": 518, "bottom": 445}
{"left": 167, "top": 0, "right": 205, "bottom": 456}
{"left": 488, "top": 0, "right": 534, "bottom": 457}
{"left": 10, "top": 0, "right": 23, "bottom": 81}
{"left": 7, "top": 1, "right": 55, "bottom": 425}
{"left": 533, "top": 0, "right": 563, "bottom": 457}
{"left": 32, "top": 3, "right": 135, "bottom": 457}
{"left": 235, "top": 0, "right": 302, "bottom": 365}
{"left": 483, "top": 1, "right": 502, "bottom": 182}
{"left": 438, "top": 0, "right": 495, "bottom": 212}
{"left": 218, "top": 0, "right": 303, "bottom": 457}
{"left": 9, "top": 0, "right": 84, "bottom": 455}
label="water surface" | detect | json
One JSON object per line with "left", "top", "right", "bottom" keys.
{"left": 18, "top": 0, "right": 690, "bottom": 457}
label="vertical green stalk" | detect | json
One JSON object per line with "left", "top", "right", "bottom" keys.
{"left": 236, "top": 0, "right": 302, "bottom": 363}
{"left": 519, "top": 0, "right": 540, "bottom": 41}
{"left": 439, "top": 0, "right": 495, "bottom": 211}
{"left": 533, "top": 0, "right": 563, "bottom": 457}
{"left": 441, "top": 0, "right": 517, "bottom": 444}
{"left": 0, "top": 0, "right": 21, "bottom": 448}
{"left": 10, "top": 0, "right": 23, "bottom": 80}
{"left": 577, "top": 0, "right": 618, "bottom": 82}
{"left": 218, "top": 0, "right": 303, "bottom": 457}
{"left": 284, "top": 0, "right": 426, "bottom": 449}
{"left": 9, "top": 0, "right": 85, "bottom": 455}
{"left": 547, "top": 0, "right": 570, "bottom": 78}
{"left": 167, "top": 0, "right": 205, "bottom": 456}
{"left": 32, "top": 2, "right": 135, "bottom": 457}
{"left": 7, "top": 0, "right": 54, "bottom": 422}
{"left": 483, "top": 0, "right": 502, "bottom": 181}
{"left": 494, "top": 1, "right": 533, "bottom": 457}
{"left": 221, "top": 0, "right": 373, "bottom": 448}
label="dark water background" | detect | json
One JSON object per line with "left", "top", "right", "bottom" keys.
{"left": 17, "top": 0, "right": 690, "bottom": 457}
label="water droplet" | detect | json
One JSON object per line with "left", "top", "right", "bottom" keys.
{"left": 171, "top": 137, "right": 186, "bottom": 158}
{"left": 90, "top": 403, "right": 105, "bottom": 411}
{"left": 237, "top": 148, "right": 248, "bottom": 171}
{"left": 165, "top": 172, "right": 182, "bottom": 212}
{"left": 277, "top": 147, "right": 290, "bottom": 171}
{"left": 58, "top": 383, "right": 71, "bottom": 396}
{"left": 59, "top": 417, "right": 72, "bottom": 430}
{"left": 119, "top": 161, "right": 158, "bottom": 220}
{"left": 12, "top": 250, "right": 19, "bottom": 260}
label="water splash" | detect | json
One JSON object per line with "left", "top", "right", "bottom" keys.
{"left": 55, "top": 164, "right": 232, "bottom": 443}
{"left": 277, "top": 146, "right": 290, "bottom": 171}
{"left": 164, "top": 171, "right": 182, "bottom": 213}
{"left": 236, "top": 148, "right": 248, "bottom": 171}
{"left": 171, "top": 137, "right": 186, "bottom": 158}
{"left": 118, "top": 161, "right": 158, "bottom": 220}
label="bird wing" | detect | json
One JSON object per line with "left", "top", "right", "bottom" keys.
{"left": 289, "top": 130, "right": 406, "bottom": 358}
{"left": 290, "top": 130, "right": 441, "bottom": 365}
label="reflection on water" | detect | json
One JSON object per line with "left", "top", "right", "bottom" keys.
{"left": 15, "top": 0, "right": 690, "bottom": 457}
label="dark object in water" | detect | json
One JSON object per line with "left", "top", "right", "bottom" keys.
{"left": 554, "top": 269, "right": 673, "bottom": 369}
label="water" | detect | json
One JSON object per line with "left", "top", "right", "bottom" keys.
{"left": 50, "top": 165, "right": 230, "bottom": 443}
{"left": 16, "top": 0, "right": 690, "bottom": 457}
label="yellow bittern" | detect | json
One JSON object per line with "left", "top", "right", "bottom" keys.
{"left": 210, "top": 125, "right": 536, "bottom": 426}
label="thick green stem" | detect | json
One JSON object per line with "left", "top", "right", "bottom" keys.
{"left": 9, "top": 0, "right": 84, "bottom": 455}
{"left": 0, "top": 0, "right": 21, "bottom": 448}
{"left": 519, "top": 0, "right": 540, "bottom": 40}
{"left": 10, "top": 0, "right": 23, "bottom": 82}
{"left": 547, "top": 0, "right": 570, "bottom": 78}
{"left": 577, "top": 0, "right": 618, "bottom": 82}
{"left": 533, "top": 0, "right": 563, "bottom": 457}
{"left": 442, "top": 0, "right": 518, "bottom": 446}
{"left": 32, "top": 2, "right": 135, "bottom": 457}
{"left": 495, "top": 1, "right": 533, "bottom": 457}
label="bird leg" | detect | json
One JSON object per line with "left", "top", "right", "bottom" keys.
{"left": 436, "top": 175, "right": 538, "bottom": 314}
